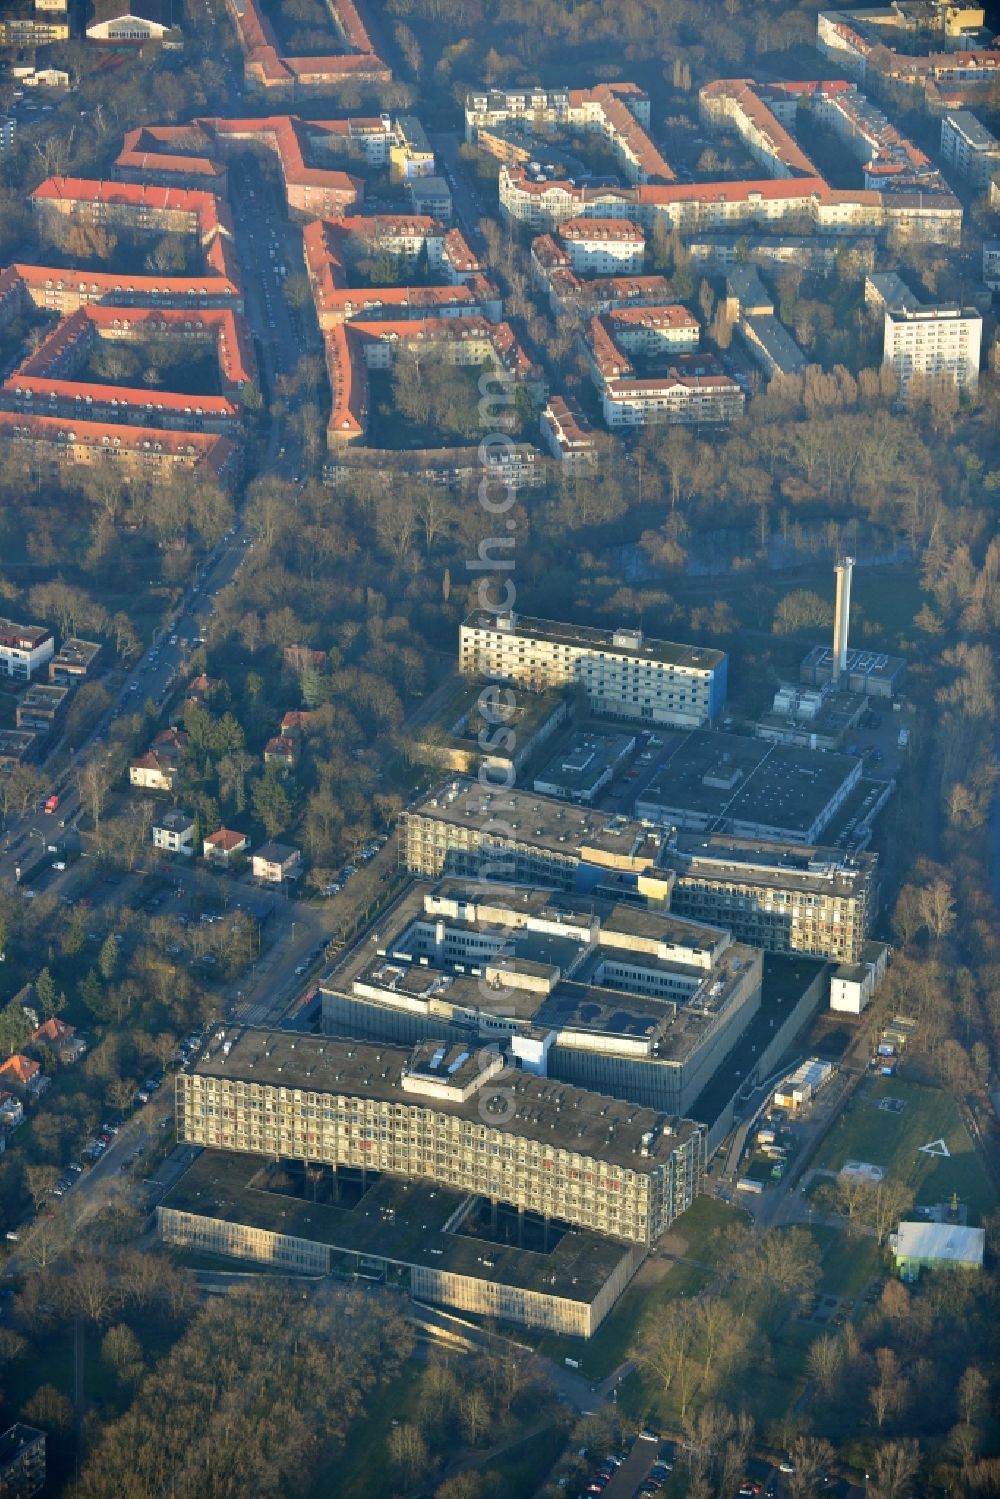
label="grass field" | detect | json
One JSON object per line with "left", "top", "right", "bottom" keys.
{"left": 617, "top": 1314, "right": 817, "bottom": 1435}
{"left": 521, "top": 1199, "right": 743, "bottom": 1378}
{"left": 817, "top": 1233, "right": 883, "bottom": 1298}
{"left": 481, "top": 1424, "right": 566, "bottom": 1493}
{"left": 783, "top": 1222, "right": 885, "bottom": 1299}
{"left": 668, "top": 1196, "right": 747, "bottom": 1264}
{"left": 814, "top": 1076, "right": 996, "bottom": 1222}
{"left": 325, "top": 1354, "right": 426, "bottom": 1499}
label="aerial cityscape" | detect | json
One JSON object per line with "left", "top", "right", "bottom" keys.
{"left": 0, "top": 0, "right": 996, "bottom": 1493}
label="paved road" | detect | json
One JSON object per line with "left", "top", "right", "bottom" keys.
{"left": 429, "top": 132, "right": 489, "bottom": 250}
{"left": 0, "top": 150, "right": 322, "bottom": 904}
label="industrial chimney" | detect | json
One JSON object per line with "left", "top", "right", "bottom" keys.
{"left": 832, "top": 556, "right": 854, "bottom": 685}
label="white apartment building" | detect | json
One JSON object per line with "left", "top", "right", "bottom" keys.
{"left": 560, "top": 220, "right": 645, "bottom": 275}
{"left": 459, "top": 611, "right": 727, "bottom": 727}
{"left": 0, "top": 620, "right": 54, "bottom": 682}
{"left": 0, "top": 118, "right": 15, "bottom": 155}
{"left": 152, "top": 809, "right": 195, "bottom": 857}
{"left": 883, "top": 304, "right": 982, "bottom": 396}
{"left": 984, "top": 241, "right": 1000, "bottom": 290}
{"left": 829, "top": 940, "right": 889, "bottom": 1014}
{"left": 539, "top": 395, "right": 598, "bottom": 471}
{"left": 464, "top": 86, "right": 664, "bottom": 185}
{"left": 602, "top": 371, "right": 744, "bottom": 429}
{"left": 940, "top": 111, "right": 1000, "bottom": 187}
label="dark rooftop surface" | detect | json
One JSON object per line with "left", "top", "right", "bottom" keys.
{"left": 189, "top": 1029, "right": 703, "bottom": 1170}
{"left": 689, "top": 953, "right": 829, "bottom": 1126}
{"left": 160, "top": 1149, "right": 634, "bottom": 1294}
{"left": 666, "top": 833, "right": 876, "bottom": 897}
{"left": 637, "top": 731, "right": 859, "bottom": 835}
{"left": 322, "top": 878, "right": 749, "bottom": 1059}
{"left": 462, "top": 611, "right": 726, "bottom": 672}
{"left": 405, "top": 778, "right": 671, "bottom": 865}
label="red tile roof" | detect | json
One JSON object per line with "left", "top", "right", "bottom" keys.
{"left": 606, "top": 305, "right": 698, "bottom": 331}
{"left": 199, "top": 116, "right": 363, "bottom": 212}
{"left": 11, "top": 262, "right": 241, "bottom": 305}
{"left": 32, "top": 1017, "right": 75, "bottom": 1044}
{"left": 31, "top": 177, "right": 234, "bottom": 243}
{"left": 559, "top": 218, "right": 645, "bottom": 242}
{"left": 2, "top": 376, "right": 241, "bottom": 422}
{"left": 231, "top": 0, "right": 390, "bottom": 89}
{"left": 324, "top": 321, "right": 369, "bottom": 442}
{"left": 6, "top": 303, "right": 256, "bottom": 408}
{"left": 0, "top": 412, "right": 236, "bottom": 477}
{"left": 0, "top": 1055, "right": 39, "bottom": 1083}
{"left": 204, "top": 827, "right": 247, "bottom": 851}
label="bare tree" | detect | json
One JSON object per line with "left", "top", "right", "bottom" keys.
{"left": 76, "top": 756, "right": 113, "bottom": 830}
{"left": 870, "top": 1439, "right": 920, "bottom": 1499}
{"left": 788, "top": 1437, "right": 836, "bottom": 1499}
{"left": 806, "top": 1334, "right": 845, "bottom": 1397}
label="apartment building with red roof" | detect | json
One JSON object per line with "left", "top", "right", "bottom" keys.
{"left": 9, "top": 264, "right": 242, "bottom": 315}
{"left": 115, "top": 124, "right": 228, "bottom": 191}
{"left": 0, "top": 267, "right": 29, "bottom": 329}
{"left": 493, "top": 76, "right": 960, "bottom": 247}
{"left": 1, "top": 378, "right": 242, "bottom": 433}
{"left": 31, "top": 177, "right": 234, "bottom": 246}
{"left": 303, "top": 217, "right": 500, "bottom": 329}
{"left": 0, "top": 413, "right": 237, "bottom": 482}
{"left": 323, "top": 315, "right": 544, "bottom": 447}
{"left": 558, "top": 218, "right": 645, "bottom": 274}
{"left": 325, "top": 321, "right": 369, "bottom": 444}
{"left": 441, "top": 229, "right": 484, "bottom": 280}
{"left": 602, "top": 359, "right": 745, "bottom": 429}
{"left": 465, "top": 83, "right": 673, "bottom": 186}
{"left": 539, "top": 395, "right": 598, "bottom": 472}
{"left": 197, "top": 116, "right": 364, "bottom": 217}
{"left": 225, "top": 0, "right": 390, "bottom": 96}
{"left": 605, "top": 304, "right": 700, "bottom": 356}
{"left": 580, "top": 304, "right": 742, "bottom": 430}
{"left": 817, "top": 6, "right": 1000, "bottom": 104}
{"left": 1, "top": 302, "right": 256, "bottom": 435}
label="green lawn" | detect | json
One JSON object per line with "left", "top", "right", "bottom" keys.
{"left": 321, "top": 1353, "right": 426, "bottom": 1499}
{"left": 814, "top": 1077, "right": 996, "bottom": 1222}
{"left": 479, "top": 1424, "right": 566, "bottom": 1494}
{"left": 817, "top": 1233, "right": 884, "bottom": 1298}
{"left": 669, "top": 1196, "right": 747, "bottom": 1265}
{"left": 524, "top": 1200, "right": 742, "bottom": 1377}
{"left": 775, "top": 1222, "right": 883, "bottom": 1299}
{"left": 731, "top": 1318, "right": 817, "bottom": 1430}
{"left": 618, "top": 1308, "right": 817, "bottom": 1434}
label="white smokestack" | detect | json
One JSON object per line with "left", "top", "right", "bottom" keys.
{"left": 832, "top": 557, "right": 854, "bottom": 684}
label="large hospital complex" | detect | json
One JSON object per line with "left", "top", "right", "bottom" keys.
{"left": 161, "top": 583, "right": 895, "bottom": 1336}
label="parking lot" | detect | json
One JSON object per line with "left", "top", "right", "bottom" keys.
{"left": 581, "top": 1435, "right": 674, "bottom": 1499}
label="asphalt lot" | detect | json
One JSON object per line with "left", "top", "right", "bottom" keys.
{"left": 600, "top": 1434, "right": 672, "bottom": 1499}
